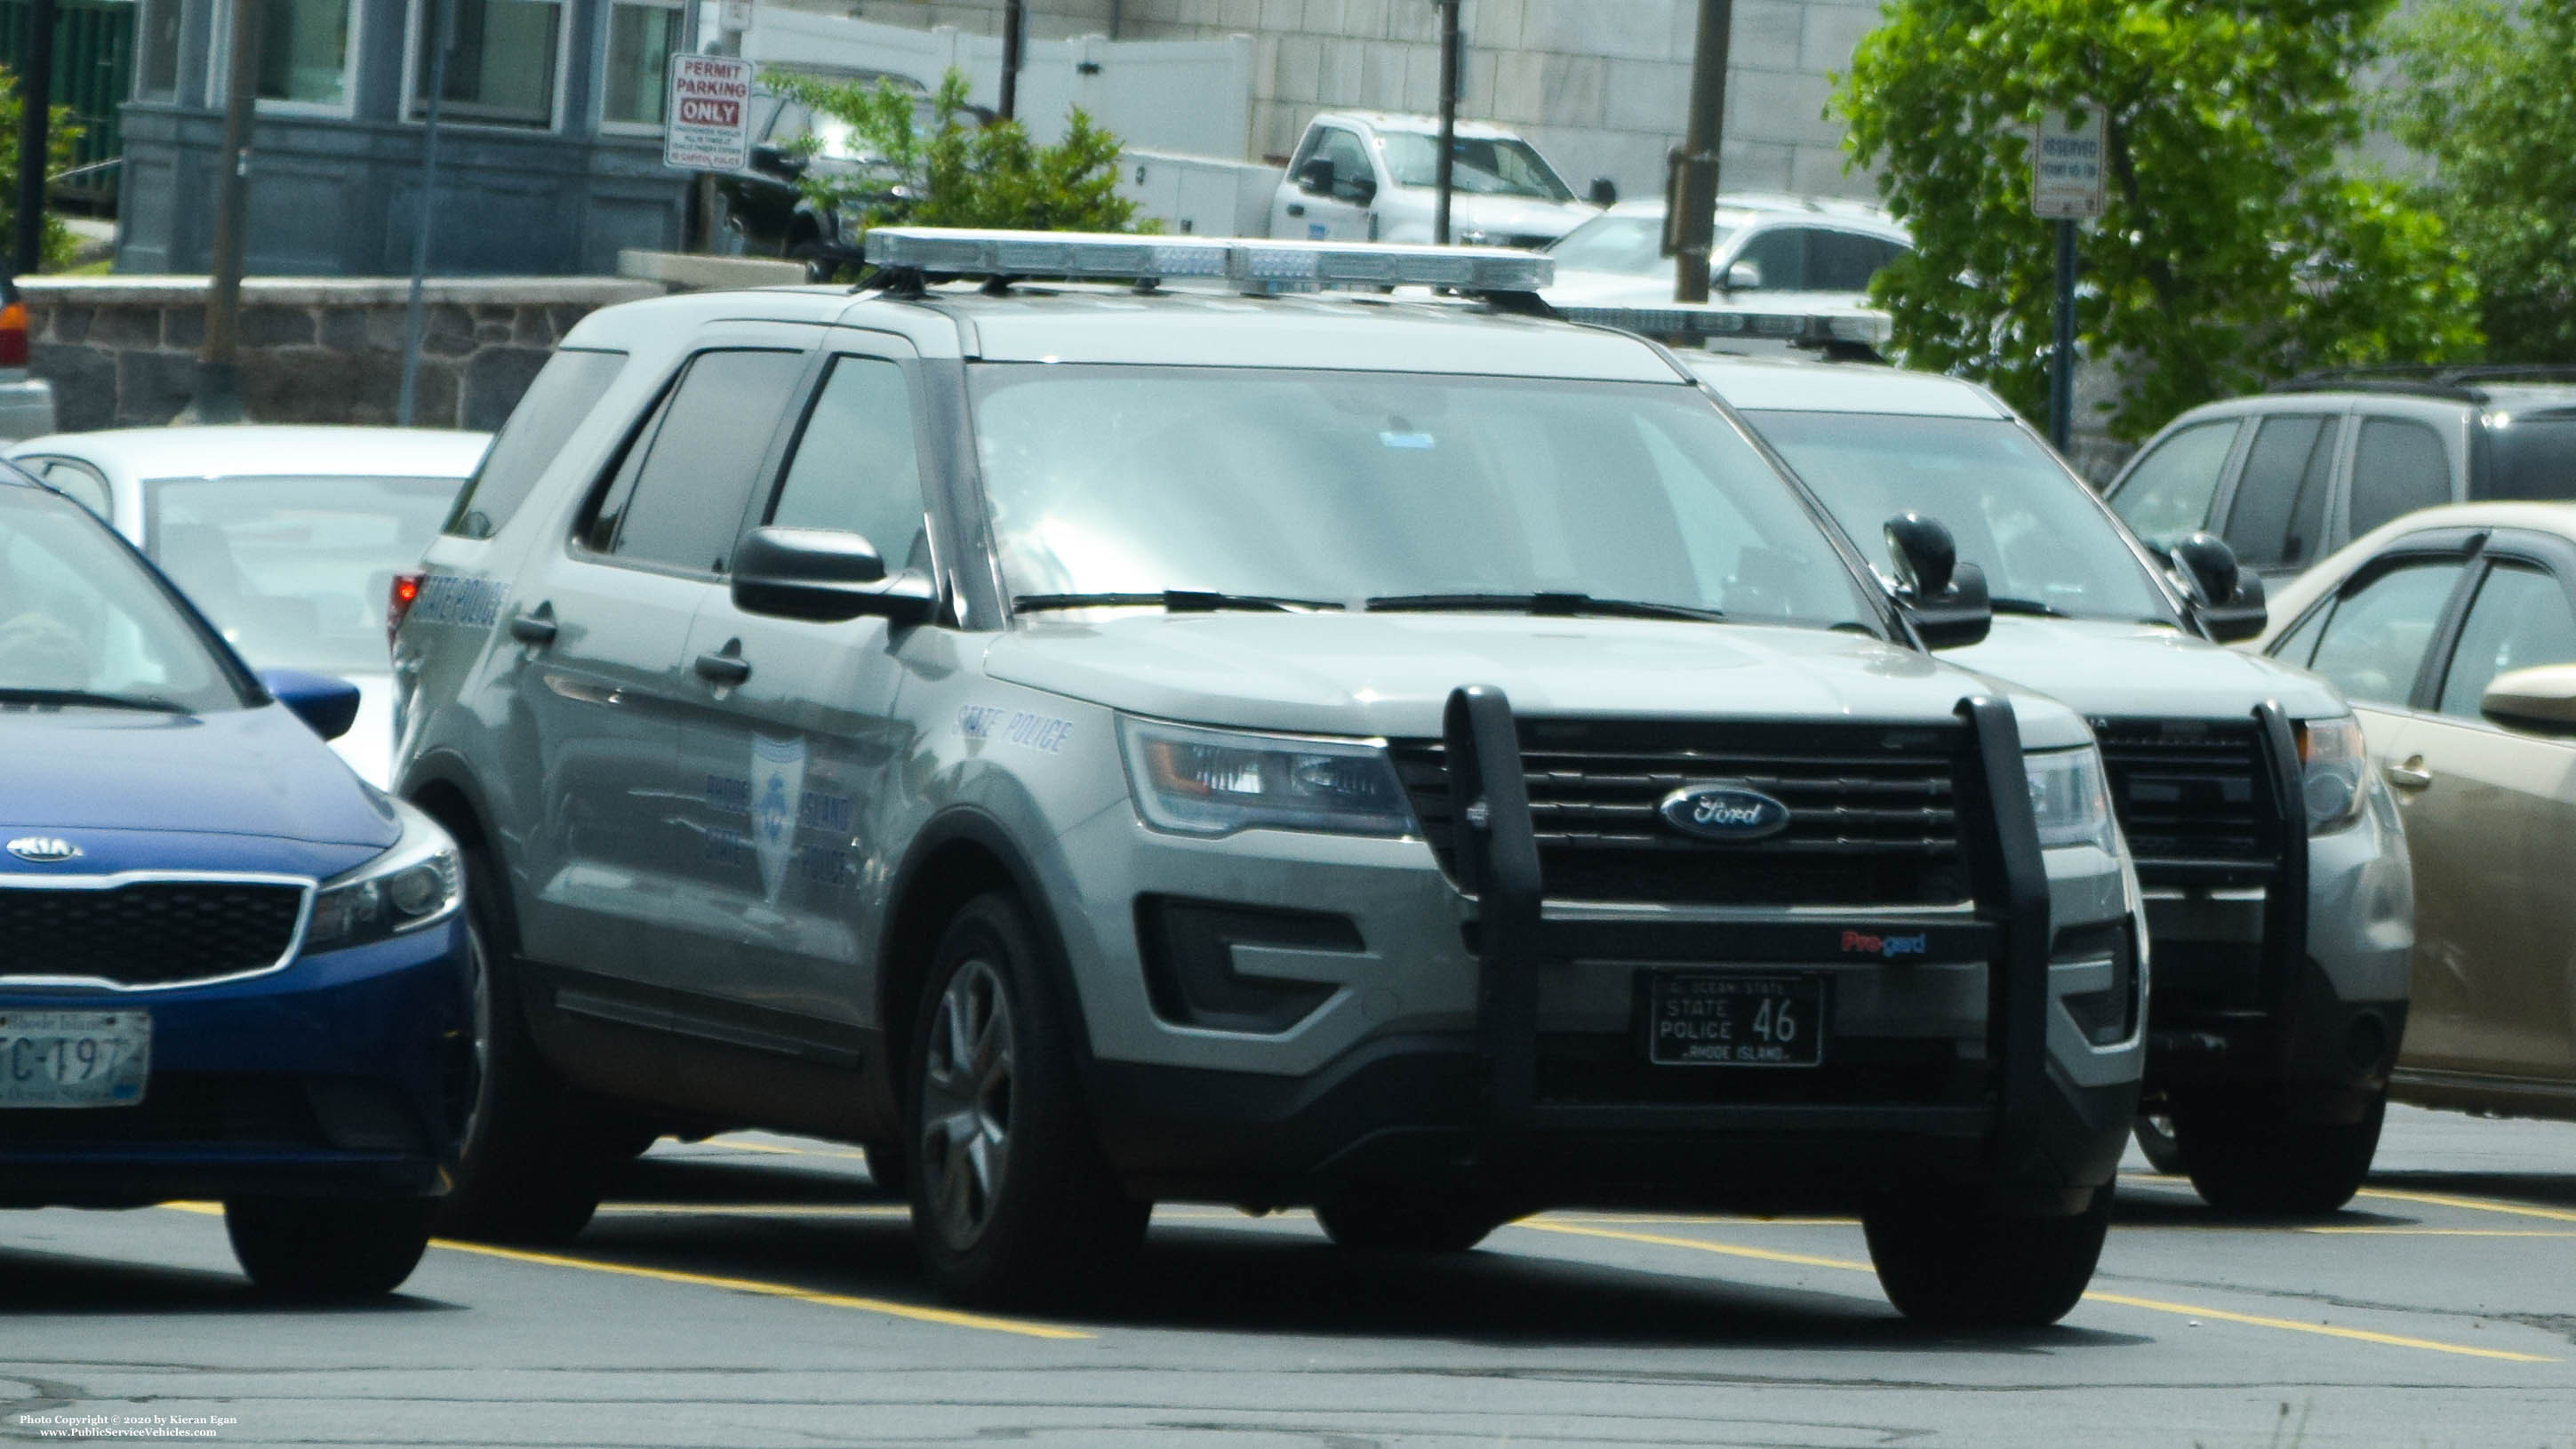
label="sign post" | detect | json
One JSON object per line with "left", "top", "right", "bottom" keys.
{"left": 2032, "top": 102, "right": 2106, "bottom": 452}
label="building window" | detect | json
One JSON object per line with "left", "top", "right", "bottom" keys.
{"left": 138, "top": 0, "right": 183, "bottom": 99}
{"left": 259, "top": 0, "right": 357, "bottom": 108}
{"left": 602, "top": 0, "right": 685, "bottom": 128}
{"left": 412, "top": 0, "right": 565, "bottom": 128}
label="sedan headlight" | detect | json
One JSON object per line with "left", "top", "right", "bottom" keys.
{"left": 304, "top": 797, "right": 463, "bottom": 950}
{"left": 1117, "top": 716, "right": 1413, "bottom": 838}
{"left": 2296, "top": 715, "right": 2368, "bottom": 833}
{"left": 2026, "top": 746, "right": 2118, "bottom": 853}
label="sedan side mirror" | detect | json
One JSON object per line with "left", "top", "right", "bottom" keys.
{"left": 1884, "top": 512, "right": 1991, "bottom": 650}
{"left": 1296, "top": 156, "right": 1336, "bottom": 196}
{"left": 1588, "top": 175, "right": 1619, "bottom": 207}
{"left": 731, "top": 526, "right": 937, "bottom": 626}
{"left": 1723, "top": 260, "right": 1763, "bottom": 292}
{"left": 2171, "top": 532, "right": 2268, "bottom": 644}
{"left": 2480, "top": 664, "right": 2576, "bottom": 735}
{"left": 261, "top": 668, "right": 362, "bottom": 742}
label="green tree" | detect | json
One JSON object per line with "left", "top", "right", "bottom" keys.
{"left": 0, "top": 63, "right": 83, "bottom": 272}
{"left": 1836, "top": 0, "right": 2477, "bottom": 441}
{"left": 2386, "top": 0, "right": 2576, "bottom": 364}
{"left": 765, "top": 68, "right": 1141, "bottom": 246}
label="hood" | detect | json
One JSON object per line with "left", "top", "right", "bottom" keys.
{"left": 1950, "top": 616, "right": 2348, "bottom": 722}
{"left": 1540, "top": 270, "right": 1681, "bottom": 308}
{"left": 0, "top": 702, "right": 402, "bottom": 861}
{"left": 1404, "top": 190, "right": 1593, "bottom": 243}
{"left": 981, "top": 613, "right": 2092, "bottom": 749}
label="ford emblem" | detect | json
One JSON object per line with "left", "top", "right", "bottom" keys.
{"left": 1657, "top": 785, "right": 1791, "bottom": 842}
{"left": 5, "top": 836, "right": 82, "bottom": 863}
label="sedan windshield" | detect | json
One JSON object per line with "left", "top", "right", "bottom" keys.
{"left": 0, "top": 486, "right": 246, "bottom": 713}
{"left": 1741, "top": 410, "right": 2177, "bottom": 625}
{"left": 1378, "top": 133, "right": 1573, "bottom": 202}
{"left": 971, "top": 367, "right": 1875, "bottom": 632}
{"left": 1548, "top": 214, "right": 1735, "bottom": 277}
{"left": 147, "top": 475, "right": 465, "bottom": 675}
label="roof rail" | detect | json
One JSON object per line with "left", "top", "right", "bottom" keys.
{"left": 857, "top": 228, "right": 1554, "bottom": 295}
{"left": 2268, "top": 363, "right": 2576, "bottom": 403}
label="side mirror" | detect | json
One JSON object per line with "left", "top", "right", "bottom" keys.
{"left": 1884, "top": 512, "right": 1991, "bottom": 650}
{"left": 2480, "top": 664, "right": 2576, "bottom": 735}
{"left": 1588, "top": 175, "right": 1619, "bottom": 207}
{"left": 2171, "top": 532, "right": 2268, "bottom": 644}
{"left": 731, "top": 526, "right": 937, "bottom": 626}
{"left": 1296, "top": 156, "right": 1336, "bottom": 196}
{"left": 261, "top": 668, "right": 362, "bottom": 742}
{"left": 750, "top": 142, "right": 796, "bottom": 172}
{"left": 1724, "top": 260, "right": 1763, "bottom": 292}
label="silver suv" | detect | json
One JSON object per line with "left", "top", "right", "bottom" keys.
{"left": 1682, "top": 352, "right": 2416, "bottom": 1212}
{"left": 392, "top": 231, "right": 2144, "bottom": 1325}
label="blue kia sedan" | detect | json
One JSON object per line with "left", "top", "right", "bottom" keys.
{"left": 0, "top": 463, "right": 470, "bottom": 1297}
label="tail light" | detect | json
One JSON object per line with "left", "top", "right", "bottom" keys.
{"left": 388, "top": 571, "right": 425, "bottom": 646}
{"left": 0, "top": 300, "right": 29, "bottom": 367}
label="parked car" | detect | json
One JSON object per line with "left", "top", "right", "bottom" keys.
{"left": 2260, "top": 502, "right": 2576, "bottom": 1125}
{"left": 5, "top": 427, "right": 490, "bottom": 786}
{"left": 0, "top": 272, "right": 59, "bottom": 442}
{"left": 1268, "top": 111, "right": 1609, "bottom": 247}
{"left": 393, "top": 229, "right": 2145, "bottom": 1325}
{"left": 1543, "top": 194, "right": 1912, "bottom": 313}
{"left": 0, "top": 459, "right": 469, "bottom": 1297}
{"left": 1680, "top": 353, "right": 2417, "bottom": 1212}
{"left": 2104, "top": 367, "right": 2576, "bottom": 584}
{"left": 720, "top": 74, "right": 993, "bottom": 280}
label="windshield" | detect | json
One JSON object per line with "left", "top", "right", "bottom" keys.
{"left": 970, "top": 366, "right": 1875, "bottom": 631}
{"left": 1378, "top": 132, "right": 1573, "bottom": 201}
{"left": 147, "top": 475, "right": 464, "bottom": 675}
{"left": 1547, "top": 215, "right": 1734, "bottom": 277}
{"left": 2486, "top": 412, "right": 2576, "bottom": 500}
{"left": 0, "top": 486, "right": 247, "bottom": 713}
{"left": 1741, "top": 410, "right": 2177, "bottom": 625}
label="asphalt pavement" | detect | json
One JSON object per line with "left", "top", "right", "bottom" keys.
{"left": 4, "top": 1105, "right": 2572, "bottom": 1448}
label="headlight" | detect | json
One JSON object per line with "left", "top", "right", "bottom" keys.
{"left": 2296, "top": 715, "right": 2368, "bottom": 833}
{"left": 1117, "top": 716, "right": 1413, "bottom": 838}
{"left": 2025, "top": 746, "right": 2118, "bottom": 853}
{"left": 304, "top": 797, "right": 463, "bottom": 950}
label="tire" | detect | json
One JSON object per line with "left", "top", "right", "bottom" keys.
{"left": 787, "top": 237, "right": 833, "bottom": 283}
{"left": 1315, "top": 1187, "right": 1508, "bottom": 1253}
{"left": 2172, "top": 1090, "right": 2385, "bottom": 1214}
{"left": 226, "top": 1196, "right": 436, "bottom": 1298}
{"left": 433, "top": 849, "right": 608, "bottom": 1245}
{"left": 908, "top": 893, "right": 1148, "bottom": 1305}
{"left": 2133, "top": 1113, "right": 2188, "bottom": 1175}
{"left": 1863, "top": 1183, "right": 2113, "bottom": 1328}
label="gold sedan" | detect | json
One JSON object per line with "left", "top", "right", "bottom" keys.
{"left": 2260, "top": 502, "right": 2576, "bottom": 1119}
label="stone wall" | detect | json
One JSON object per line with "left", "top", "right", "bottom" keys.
{"left": 18, "top": 277, "right": 665, "bottom": 435}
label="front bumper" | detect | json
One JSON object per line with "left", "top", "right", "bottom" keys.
{"left": 0, "top": 920, "right": 469, "bottom": 1207}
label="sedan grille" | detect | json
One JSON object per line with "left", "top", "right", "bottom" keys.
{"left": 2092, "top": 718, "right": 2279, "bottom": 883}
{"left": 0, "top": 881, "right": 308, "bottom": 987}
{"left": 1389, "top": 718, "right": 1972, "bottom": 907}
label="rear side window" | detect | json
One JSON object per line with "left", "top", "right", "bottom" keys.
{"left": 444, "top": 348, "right": 627, "bottom": 540}
{"left": 2348, "top": 418, "right": 2452, "bottom": 536}
{"left": 2111, "top": 420, "right": 2237, "bottom": 548}
{"left": 2484, "top": 413, "right": 2576, "bottom": 501}
{"left": 2221, "top": 415, "right": 2336, "bottom": 571}
{"left": 583, "top": 348, "right": 806, "bottom": 573}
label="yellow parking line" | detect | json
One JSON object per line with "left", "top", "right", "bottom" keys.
{"left": 160, "top": 1202, "right": 1086, "bottom": 1341}
{"left": 593, "top": 1203, "right": 910, "bottom": 1218}
{"left": 1510, "top": 1220, "right": 2554, "bottom": 1364}
{"left": 2306, "top": 1228, "right": 2576, "bottom": 1237}
{"left": 2355, "top": 1188, "right": 2576, "bottom": 1225}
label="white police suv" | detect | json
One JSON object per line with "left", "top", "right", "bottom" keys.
{"left": 391, "top": 231, "right": 2146, "bottom": 1324}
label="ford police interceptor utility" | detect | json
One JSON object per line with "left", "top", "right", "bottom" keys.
{"left": 390, "top": 230, "right": 2146, "bottom": 1325}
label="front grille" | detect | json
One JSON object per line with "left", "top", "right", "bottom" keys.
{"left": 0, "top": 881, "right": 307, "bottom": 986}
{"left": 1390, "top": 718, "right": 1972, "bottom": 907}
{"left": 2092, "top": 717, "right": 2278, "bottom": 881}
{"left": 0, "top": 1074, "right": 324, "bottom": 1148}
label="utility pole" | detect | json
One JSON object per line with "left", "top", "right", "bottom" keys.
{"left": 999, "top": 0, "right": 1025, "bottom": 121}
{"left": 1668, "top": 0, "right": 1732, "bottom": 303}
{"left": 12, "top": 0, "right": 54, "bottom": 275}
{"left": 398, "top": 0, "right": 453, "bottom": 428}
{"left": 1433, "top": 0, "right": 1460, "bottom": 244}
{"left": 196, "top": 0, "right": 263, "bottom": 424}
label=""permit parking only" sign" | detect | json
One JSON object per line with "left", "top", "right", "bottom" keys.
{"left": 665, "top": 53, "right": 754, "bottom": 172}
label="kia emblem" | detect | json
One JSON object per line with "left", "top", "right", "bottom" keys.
{"left": 5, "top": 836, "right": 82, "bottom": 863}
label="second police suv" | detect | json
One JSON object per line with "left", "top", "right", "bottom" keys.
{"left": 392, "top": 230, "right": 2144, "bottom": 1325}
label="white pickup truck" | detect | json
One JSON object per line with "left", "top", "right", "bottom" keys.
{"left": 1267, "top": 111, "right": 1610, "bottom": 247}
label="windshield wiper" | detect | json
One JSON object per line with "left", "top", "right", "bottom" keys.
{"left": 1986, "top": 596, "right": 2075, "bottom": 620}
{"left": 0, "top": 687, "right": 191, "bottom": 713}
{"left": 1364, "top": 591, "right": 1724, "bottom": 622}
{"left": 1013, "top": 590, "right": 1346, "bottom": 615}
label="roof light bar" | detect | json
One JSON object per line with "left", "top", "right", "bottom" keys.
{"left": 1557, "top": 304, "right": 1893, "bottom": 349}
{"left": 860, "top": 228, "right": 1552, "bottom": 292}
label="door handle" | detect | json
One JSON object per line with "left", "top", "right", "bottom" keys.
{"left": 2383, "top": 757, "right": 2433, "bottom": 791}
{"left": 1285, "top": 202, "right": 1306, "bottom": 218}
{"left": 694, "top": 648, "right": 752, "bottom": 687}
{"left": 508, "top": 606, "right": 557, "bottom": 646}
